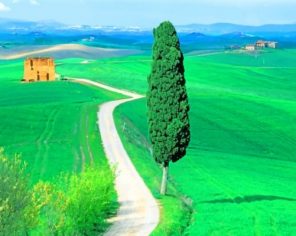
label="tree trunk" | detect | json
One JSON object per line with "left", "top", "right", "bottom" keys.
{"left": 160, "top": 162, "right": 169, "bottom": 195}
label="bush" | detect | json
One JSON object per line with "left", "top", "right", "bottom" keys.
{"left": 0, "top": 148, "right": 117, "bottom": 235}
{"left": 0, "top": 148, "right": 37, "bottom": 235}
{"left": 37, "top": 166, "right": 117, "bottom": 235}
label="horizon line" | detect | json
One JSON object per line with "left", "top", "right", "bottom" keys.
{"left": 1, "top": 17, "right": 295, "bottom": 28}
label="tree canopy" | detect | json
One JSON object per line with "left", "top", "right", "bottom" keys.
{"left": 147, "top": 21, "right": 190, "bottom": 193}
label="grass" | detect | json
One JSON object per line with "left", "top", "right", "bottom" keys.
{"left": 57, "top": 56, "right": 150, "bottom": 94}
{"left": 0, "top": 58, "right": 126, "bottom": 234}
{"left": 64, "top": 49, "right": 296, "bottom": 235}
{"left": 0, "top": 59, "right": 124, "bottom": 184}
{"left": 3, "top": 48, "right": 295, "bottom": 235}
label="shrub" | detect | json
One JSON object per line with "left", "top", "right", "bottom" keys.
{"left": 0, "top": 148, "right": 37, "bottom": 234}
{"left": 38, "top": 166, "right": 117, "bottom": 235}
{"left": 0, "top": 148, "right": 117, "bottom": 235}
{"left": 66, "top": 166, "right": 116, "bottom": 234}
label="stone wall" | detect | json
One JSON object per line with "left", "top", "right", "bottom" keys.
{"left": 23, "top": 58, "right": 55, "bottom": 82}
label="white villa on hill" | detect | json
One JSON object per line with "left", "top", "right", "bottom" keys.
{"left": 245, "top": 45, "right": 256, "bottom": 51}
{"left": 255, "top": 40, "right": 278, "bottom": 48}
{"left": 244, "top": 40, "right": 278, "bottom": 51}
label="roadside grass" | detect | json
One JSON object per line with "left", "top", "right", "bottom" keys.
{"left": 73, "top": 49, "right": 296, "bottom": 235}
{"left": 114, "top": 99, "right": 193, "bottom": 235}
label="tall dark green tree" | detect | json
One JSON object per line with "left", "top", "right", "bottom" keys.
{"left": 147, "top": 21, "right": 190, "bottom": 195}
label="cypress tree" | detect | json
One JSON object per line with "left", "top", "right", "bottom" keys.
{"left": 147, "top": 21, "right": 190, "bottom": 195}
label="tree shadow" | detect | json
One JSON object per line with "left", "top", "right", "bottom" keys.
{"left": 200, "top": 195, "right": 296, "bottom": 204}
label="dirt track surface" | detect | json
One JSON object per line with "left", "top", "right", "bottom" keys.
{"left": 74, "top": 78, "right": 160, "bottom": 236}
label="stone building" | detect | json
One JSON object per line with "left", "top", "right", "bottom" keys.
{"left": 267, "top": 41, "right": 277, "bottom": 48}
{"left": 245, "top": 45, "right": 255, "bottom": 51}
{"left": 23, "top": 57, "right": 55, "bottom": 82}
{"left": 256, "top": 40, "right": 277, "bottom": 48}
{"left": 256, "top": 40, "right": 266, "bottom": 48}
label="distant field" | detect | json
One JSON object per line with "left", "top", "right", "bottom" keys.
{"left": 0, "top": 44, "right": 140, "bottom": 60}
{"left": 57, "top": 55, "right": 150, "bottom": 93}
{"left": 59, "top": 49, "right": 296, "bottom": 235}
{"left": 0, "top": 60, "right": 123, "bottom": 183}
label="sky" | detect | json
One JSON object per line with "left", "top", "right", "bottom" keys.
{"left": 0, "top": 0, "right": 295, "bottom": 27}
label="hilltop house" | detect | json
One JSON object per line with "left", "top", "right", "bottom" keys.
{"left": 245, "top": 45, "right": 256, "bottom": 51}
{"left": 244, "top": 40, "right": 278, "bottom": 51}
{"left": 256, "top": 40, "right": 277, "bottom": 48}
{"left": 256, "top": 40, "right": 266, "bottom": 48}
{"left": 23, "top": 57, "right": 55, "bottom": 82}
{"left": 267, "top": 41, "right": 277, "bottom": 48}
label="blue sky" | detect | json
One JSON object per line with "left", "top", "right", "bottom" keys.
{"left": 0, "top": 0, "right": 295, "bottom": 27}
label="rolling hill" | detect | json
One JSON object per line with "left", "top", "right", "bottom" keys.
{"left": 1, "top": 18, "right": 296, "bottom": 52}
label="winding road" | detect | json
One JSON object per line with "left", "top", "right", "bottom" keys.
{"left": 73, "top": 78, "right": 160, "bottom": 236}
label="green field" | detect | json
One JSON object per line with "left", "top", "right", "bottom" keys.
{"left": 57, "top": 56, "right": 150, "bottom": 94}
{"left": 2, "top": 48, "right": 296, "bottom": 235}
{"left": 0, "top": 60, "right": 124, "bottom": 183}
{"left": 58, "top": 49, "right": 296, "bottom": 235}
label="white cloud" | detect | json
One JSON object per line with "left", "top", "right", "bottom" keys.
{"left": 0, "top": 2, "right": 10, "bottom": 11}
{"left": 30, "top": 0, "right": 39, "bottom": 5}
{"left": 12, "top": 0, "right": 20, "bottom": 3}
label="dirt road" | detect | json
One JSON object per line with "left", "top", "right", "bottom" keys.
{"left": 74, "top": 78, "right": 160, "bottom": 236}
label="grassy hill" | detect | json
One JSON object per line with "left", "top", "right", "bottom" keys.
{"left": 0, "top": 60, "right": 124, "bottom": 183}
{"left": 57, "top": 49, "right": 296, "bottom": 235}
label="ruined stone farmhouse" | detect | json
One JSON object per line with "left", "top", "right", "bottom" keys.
{"left": 23, "top": 57, "right": 55, "bottom": 82}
